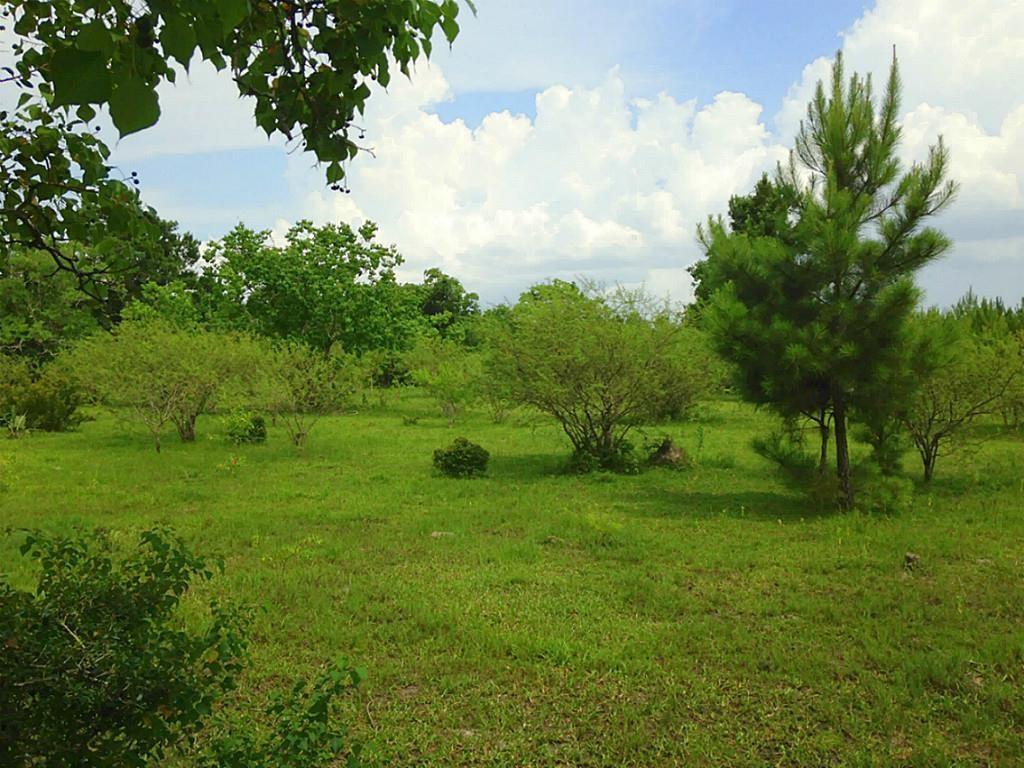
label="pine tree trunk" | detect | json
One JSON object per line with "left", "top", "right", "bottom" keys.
{"left": 833, "top": 393, "right": 853, "bottom": 509}
{"left": 817, "top": 411, "right": 830, "bottom": 475}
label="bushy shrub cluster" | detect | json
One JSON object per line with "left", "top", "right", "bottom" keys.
{"left": 0, "top": 355, "right": 84, "bottom": 432}
{"left": 224, "top": 409, "right": 267, "bottom": 444}
{"left": 568, "top": 442, "right": 642, "bottom": 475}
{"left": 0, "top": 528, "right": 249, "bottom": 766}
{"left": 487, "top": 281, "right": 716, "bottom": 471}
{"left": 433, "top": 437, "right": 489, "bottom": 477}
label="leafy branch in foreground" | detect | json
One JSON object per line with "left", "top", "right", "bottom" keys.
{"left": 1, "top": 0, "right": 470, "bottom": 285}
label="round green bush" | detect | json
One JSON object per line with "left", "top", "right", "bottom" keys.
{"left": 433, "top": 437, "right": 489, "bottom": 477}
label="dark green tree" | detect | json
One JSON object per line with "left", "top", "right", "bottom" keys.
{"left": 0, "top": 249, "right": 98, "bottom": 360}
{"left": 418, "top": 267, "right": 480, "bottom": 338}
{"left": 688, "top": 173, "right": 802, "bottom": 308}
{"left": 699, "top": 53, "right": 957, "bottom": 508}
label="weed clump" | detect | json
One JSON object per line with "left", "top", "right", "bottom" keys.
{"left": 225, "top": 410, "right": 267, "bottom": 444}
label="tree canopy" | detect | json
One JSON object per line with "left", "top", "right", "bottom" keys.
{"left": 1, "top": 0, "right": 469, "bottom": 288}
{"left": 202, "top": 220, "right": 421, "bottom": 355}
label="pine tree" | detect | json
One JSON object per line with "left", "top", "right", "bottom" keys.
{"left": 700, "top": 52, "right": 958, "bottom": 508}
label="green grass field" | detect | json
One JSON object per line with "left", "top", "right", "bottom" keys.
{"left": 2, "top": 393, "right": 1023, "bottom": 766}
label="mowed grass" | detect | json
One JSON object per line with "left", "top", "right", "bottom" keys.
{"left": 2, "top": 392, "right": 1023, "bottom": 766}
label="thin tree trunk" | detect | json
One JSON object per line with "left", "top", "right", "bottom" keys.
{"left": 817, "top": 411, "right": 830, "bottom": 475}
{"left": 922, "top": 442, "right": 937, "bottom": 483}
{"left": 833, "top": 393, "right": 853, "bottom": 509}
{"left": 176, "top": 413, "right": 197, "bottom": 442}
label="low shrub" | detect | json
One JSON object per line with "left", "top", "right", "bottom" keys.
{"left": 568, "top": 440, "right": 641, "bottom": 475}
{"left": 0, "top": 355, "right": 84, "bottom": 432}
{"left": 225, "top": 409, "right": 267, "bottom": 444}
{"left": 753, "top": 429, "right": 839, "bottom": 509}
{"left": 853, "top": 468, "right": 915, "bottom": 515}
{"left": 2, "top": 409, "right": 28, "bottom": 439}
{"left": 433, "top": 437, "right": 489, "bottom": 477}
{"left": 0, "top": 528, "right": 249, "bottom": 767}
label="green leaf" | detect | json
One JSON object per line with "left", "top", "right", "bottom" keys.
{"left": 160, "top": 15, "right": 197, "bottom": 69}
{"left": 75, "top": 104, "right": 96, "bottom": 123}
{"left": 217, "top": 0, "right": 250, "bottom": 35}
{"left": 49, "top": 48, "right": 111, "bottom": 106}
{"left": 110, "top": 78, "right": 161, "bottom": 137}
{"left": 76, "top": 22, "right": 115, "bottom": 55}
{"left": 325, "top": 161, "right": 345, "bottom": 184}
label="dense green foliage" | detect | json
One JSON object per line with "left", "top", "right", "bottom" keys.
{"left": 0, "top": 526, "right": 368, "bottom": 767}
{"left": 64, "top": 316, "right": 261, "bottom": 449}
{"left": 0, "top": 249, "right": 98, "bottom": 360}
{"left": 489, "top": 281, "right": 716, "bottom": 470}
{"left": 202, "top": 221, "right": 421, "bottom": 355}
{"left": 405, "top": 334, "right": 481, "bottom": 425}
{"left": 224, "top": 409, "right": 268, "bottom": 446}
{"left": 433, "top": 436, "right": 490, "bottom": 477}
{"left": 897, "top": 312, "right": 1020, "bottom": 481}
{"left": 0, "top": 354, "right": 85, "bottom": 432}
{"left": 418, "top": 267, "right": 481, "bottom": 339}
{"left": 1, "top": 0, "right": 467, "bottom": 286}
{"left": 0, "top": 527, "right": 248, "bottom": 767}
{"left": 262, "top": 341, "right": 354, "bottom": 448}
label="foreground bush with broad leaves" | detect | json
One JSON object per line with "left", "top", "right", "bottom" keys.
{"left": 0, "top": 527, "right": 366, "bottom": 768}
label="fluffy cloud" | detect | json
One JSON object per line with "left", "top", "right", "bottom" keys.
{"left": 6, "top": 0, "right": 1011, "bottom": 305}
{"left": 284, "top": 65, "right": 787, "bottom": 301}
{"left": 277, "top": 0, "right": 1023, "bottom": 304}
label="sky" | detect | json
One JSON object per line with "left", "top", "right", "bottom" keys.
{"left": 98, "top": 1, "right": 1024, "bottom": 305}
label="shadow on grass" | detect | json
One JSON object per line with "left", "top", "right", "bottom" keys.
{"left": 488, "top": 452, "right": 572, "bottom": 481}
{"left": 629, "top": 487, "right": 827, "bottom": 522}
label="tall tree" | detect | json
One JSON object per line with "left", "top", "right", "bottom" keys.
{"left": 688, "top": 174, "right": 802, "bottom": 308}
{"left": 204, "top": 221, "right": 423, "bottom": 355}
{"left": 0, "top": 249, "right": 98, "bottom": 360}
{"left": 699, "top": 52, "right": 957, "bottom": 508}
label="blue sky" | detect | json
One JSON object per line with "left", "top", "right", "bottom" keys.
{"left": 110, "top": 0, "right": 1023, "bottom": 306}
{"left": 430, "top": 0, "right": 872, "bottom": 127}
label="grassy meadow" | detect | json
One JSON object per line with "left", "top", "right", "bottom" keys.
{"left": 2, "top": 392, "right": 1023, "bottom": 766}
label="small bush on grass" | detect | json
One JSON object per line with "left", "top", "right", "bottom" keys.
{"left": 433, "top": 437, "right": 489, "bottom": 477}
{"left": 2, "top": 408, "right": 28, "bottom": 439}
{"left": 224, "top": 409, "right": 267, "bottom": 444}
{"left": 568, "top": 441, "right": 642, "bottom": 475}
{"left": 197, "top": 661, "right": 367, "bottom": 768}
{"left": 853, "top": 470, "right": 914, "bottom": 515}
{"left": 263, "top": 342, "right": 354, "bottom": 449}
{"left": 753, "top": 429, "right": 840, "bottom": 509}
